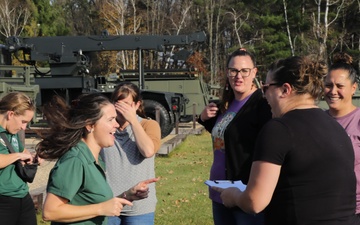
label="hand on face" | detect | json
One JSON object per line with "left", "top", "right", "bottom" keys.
{"left": 114, "top": 101, "right": 138, "bottom": 124}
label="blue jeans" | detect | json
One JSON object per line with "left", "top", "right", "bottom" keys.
{"left": 107, "top": 212, "right": 155, "bottom": 225}
{"left": 212, "top": 201, "right": 264, "bottom": 225}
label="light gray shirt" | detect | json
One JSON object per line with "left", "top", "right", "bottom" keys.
{"left": 100, "top": 116, "right": 157, "bottom": 216}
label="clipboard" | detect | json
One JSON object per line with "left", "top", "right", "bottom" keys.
{"left": 204, "top": 180, "right": 247, "bottom": 191}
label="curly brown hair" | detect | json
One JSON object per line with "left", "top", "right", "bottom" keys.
{"left": 329, "top": 52, "right": 357, "bottom": 84}
{"left": 268, "top": 56, "right": 327, "bottom": 100}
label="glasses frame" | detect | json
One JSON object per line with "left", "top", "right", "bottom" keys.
{"left": 261, "top": 82, "right": 282, "bottom": 95}
{"left": 227, "top": 67, "right": 254, "bottom": 79}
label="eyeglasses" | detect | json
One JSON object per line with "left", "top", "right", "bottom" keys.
{"left": 227, "top": 68, "right": 253, "bottom": 79}
{"left": 261, "top": 82, "right": 282, "bottom": 95}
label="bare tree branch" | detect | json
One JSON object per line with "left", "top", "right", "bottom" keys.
{"left": 225, "top": 8, "right": 249, "bottom": 48}
{"left": 282, "top": 0, "right": 295, "bottom": 56}
{"left": 0, "top": 0, "right": 31, "bottom": 37}
{"left": 326, "top": 0, "right": 345, "bottom": 27}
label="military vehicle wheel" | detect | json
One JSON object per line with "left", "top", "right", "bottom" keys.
{"left": 143, "top": 99, "right": 173, "bottom": 138}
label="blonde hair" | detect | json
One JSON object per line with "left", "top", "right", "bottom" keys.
{"left": 0, "top": 92, "right": 35, "bottom": 115}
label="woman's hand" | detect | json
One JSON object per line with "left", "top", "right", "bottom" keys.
{"left": 100, "top": 197, "right": 133, "bottom": 217}
{"left": 212, "top": 187, "right": 242, "bottom": 208}
{"left": 114, "top": 101, "right": 138, "bottom": 124}
{"left": 18, "top": 149, "right": 33, "bottom": 165}
{"left": 42, "top": 193, "right": 133, "bottom": 222}
{"left": 121, "top": 177, "right": 160, "bottom": 201}
{"left": 17, "top": 152, "right": 33, "bottom": 162}
{"left": 22, "top": 149, "right": 43, "bottom": 165}
{"left": 200, "top": 102, "right": 219, "bottom": 121}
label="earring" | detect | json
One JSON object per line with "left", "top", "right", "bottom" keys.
{"left": 225, "top": 83, "right": 229, "bottom": 91}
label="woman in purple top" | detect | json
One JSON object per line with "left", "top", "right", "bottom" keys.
{"left": 198, "top": 49, "right": 271, "bottom": 225}
{"left": 324, "top": 52, "right": 360, "bottom": 216}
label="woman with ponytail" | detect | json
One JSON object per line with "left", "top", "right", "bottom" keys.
{"left": 0, "top": 92, "right": 37, "bottom": 225}
{"left": 324, "top": 52, "right": 360, "bottom": 217}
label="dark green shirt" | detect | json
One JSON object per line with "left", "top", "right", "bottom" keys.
{"left": 48, "top": 141, "right": 113, "bottom": 225}
{"left": 0, "top": 126, "right": 28, "bottom": 198}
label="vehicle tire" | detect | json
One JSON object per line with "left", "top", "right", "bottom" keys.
{"left": 143, "top": 99, "right": 173, "bottom": 138}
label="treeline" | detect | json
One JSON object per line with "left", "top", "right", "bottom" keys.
{"left": 0, "top": 0, "right": 359, "bottom": 85}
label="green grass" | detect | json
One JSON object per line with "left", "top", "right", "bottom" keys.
{"left": 37, "top": 131, "right": 214, "bottom": 225}
{"left": 36, "top": 212, "right": 48, "bottom": 224}
{"left": 155, "top": 131, "right": 213, "bottom": 225}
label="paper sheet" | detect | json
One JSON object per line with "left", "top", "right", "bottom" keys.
{"left": 204, "top": 180, "right": 247, "bottom": 191}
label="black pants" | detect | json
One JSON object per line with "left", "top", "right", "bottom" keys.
{"left": 0, "top": 193, "right": 37, "bottom": 225}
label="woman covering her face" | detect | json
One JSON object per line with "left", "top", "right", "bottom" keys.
{"left": 100, "top": 82, "right": 161, "bottom": 225}
{"left": 36, "top": 93, "right": 158, "bottom": 225}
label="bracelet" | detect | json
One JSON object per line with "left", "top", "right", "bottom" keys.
{"left": 121, "top": 191, "right": 132, "bottom": 202}
{"left": 121, "top": 192, "right": 127, "bottom": 199}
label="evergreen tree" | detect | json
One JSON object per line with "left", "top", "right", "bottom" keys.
{"left": 32, "top": 0, "right": 70, "bottom": 36}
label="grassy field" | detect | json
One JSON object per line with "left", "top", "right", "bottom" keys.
{"left": 154, "top": 131, "right": 213, "bottom": 225}
{"left": 37, "top": 131, "right": 214, "bottom": 225}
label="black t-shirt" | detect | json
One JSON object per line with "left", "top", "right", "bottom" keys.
{"left": 254, "top": 108, "right": 358, "bottom": 225}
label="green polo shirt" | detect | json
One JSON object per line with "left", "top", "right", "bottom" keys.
{"left": 47, "top": 141, "right": 113, "bottom": 225}
{"left": 0, "top": 126, "right": 28, "bottom": 198}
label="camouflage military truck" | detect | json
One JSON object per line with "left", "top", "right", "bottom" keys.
{"left": 0, "top": 32, "right": 217, "bottom": 138}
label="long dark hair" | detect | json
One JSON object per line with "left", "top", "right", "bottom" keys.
{"left": 0, "top": 92, "right": 35, "bottom": 115}
{"left": 220, "top": 48, "right": 257, "bottom": 113}
{"left": 36, "top": 93, "right": 111, "bottom": 160}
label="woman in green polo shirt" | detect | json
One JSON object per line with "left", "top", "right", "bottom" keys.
{"left": 0, "top": 92, "right": 37, "bottom": 225}
{"left": 36, "top": 93, "right": 158, "bottom": 225}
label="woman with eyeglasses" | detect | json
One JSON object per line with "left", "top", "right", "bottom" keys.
{"left": 214, "top": 56, "right": 359, "bottom": 225}
{"left": 324, "top": 52, "right": 360, "bottom": 218}
{"left": 198, "top": 48, "right": 272, "bottom": 225}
